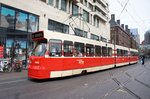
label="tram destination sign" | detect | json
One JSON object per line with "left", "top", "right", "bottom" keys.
{"left": 32, "top": 31, "right": 44, "bottom": 39}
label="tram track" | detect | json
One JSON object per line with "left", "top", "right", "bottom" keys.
{"left": 112, "top": 77, "right": 141, "bottom": 99}
{"left": 106, "top": 65, "right": 142, "bottom": 99}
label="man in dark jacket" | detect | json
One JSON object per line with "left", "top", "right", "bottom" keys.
{"left": 141, "top": 55, "right": 145, "bottom": 65}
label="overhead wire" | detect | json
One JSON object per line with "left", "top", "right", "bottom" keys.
{"left": 117, "top": 0, "right": 145, "bottom": 32}
{"left": 118, "top": 0, "right": 130, "bottom": 19}
{"left": 128, "top": 2, "right": 147, "bottom": 31}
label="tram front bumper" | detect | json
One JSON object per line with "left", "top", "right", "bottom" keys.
{"left": 28, "top": 66, "right": 49, "bottom": 79}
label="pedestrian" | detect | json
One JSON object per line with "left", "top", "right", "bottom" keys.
{"left": 141, "top": 55, "right": 145, "bottom": 65}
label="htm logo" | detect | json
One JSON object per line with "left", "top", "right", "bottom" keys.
{"left": 76, "top": 59, "right": 84, "bottom": 65}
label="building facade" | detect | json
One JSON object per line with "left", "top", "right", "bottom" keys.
{"left": 130, "top": 28, "right": 140, "bottom": 45}
{"left": 144, "top": 30, "right": 150, "bottom": 45}
{"left": 0, "top": 0, "right": 110, "bottom": 61}
{"left": 109, "top": 14, "right": 137, "bottom": 49}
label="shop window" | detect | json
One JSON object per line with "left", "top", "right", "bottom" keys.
{"left": 0, "top": 7, "right": 15, "bottom": 29}
{"left": 74, "top": 42, "right": 84, "bottom": 57}
{"left": 95, "top": 45, "right": 101, "bottom": 56}
{"left": 49, "top": 39, "right": 62, "bottom": 56}
{"left": 15, "top": 11, "right": 28, "bottom": 31}
{"left": 64, "top": 41, "right": 73, "bottom": 57}
{"left": 86, "top": 44, "right": 94, "bottom": 56}
{"left": 28, "top": 14, "right": 39, "bottom": 32}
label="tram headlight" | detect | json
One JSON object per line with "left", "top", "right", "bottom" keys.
{"left": 28, "top": 60, "right": 31, "bottom": 64}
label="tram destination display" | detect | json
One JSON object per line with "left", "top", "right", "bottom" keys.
{"left": 32, "top": 31, "right": 44, "bottom": 39}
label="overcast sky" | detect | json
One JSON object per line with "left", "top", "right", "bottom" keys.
{"left": 109, "top": 0, "right": 150, "bottom": 43}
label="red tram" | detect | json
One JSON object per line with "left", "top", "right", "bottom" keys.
{"left": 28, "top": 30, "right": 138, "bottom": 79}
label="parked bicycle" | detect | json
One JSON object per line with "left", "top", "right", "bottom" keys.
{"left": 3, "top": 61, "right": 12, "bottom": 72}
{"left": 0, "top": 59, "right": 12, "bottom": 72}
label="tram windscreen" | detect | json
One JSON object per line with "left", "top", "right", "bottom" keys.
{"left": 32, "top": 41, "right": 47, "bottom": 56}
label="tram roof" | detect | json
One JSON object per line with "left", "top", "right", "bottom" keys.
{"left": 43, "top": 30, "right": 113, "bottom": 47}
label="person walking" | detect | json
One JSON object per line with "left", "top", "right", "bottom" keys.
{"left": 141, "top": 55, "right": 145, "bottom": 65}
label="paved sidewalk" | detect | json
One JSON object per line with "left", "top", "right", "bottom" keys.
{"left": 127, "top": 59, "right": 150, "bottom": 99}
{"left": 0, "top": 69, "right": 27, "bottom": 81}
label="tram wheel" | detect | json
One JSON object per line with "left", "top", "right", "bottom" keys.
{"left": 81, "top": 70, "right": 87, "bottom": 75}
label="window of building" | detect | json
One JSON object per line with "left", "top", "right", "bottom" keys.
{"left": 48, "top": 19, "right": 69, "bottom": 34}
{"left": 86, "top": 44, "right": 94, "bottom": 56}
{"left": 83, "top": 10, "right": 89, "bottom": 23}
{"left": 61, "top": 0, "right": 67, "bottom": 11}
{"left": 91, "top": 34, "right": 99, "bottom": 41}
{"left": 40, "top": 0, "right": 46, "bottom": 3}
{"left": 28, "top": 14, "right": 39, "bottom": 32}
{"left": 64, "top": 41, "right": 73, "bottom": 57}
{"left": 89, "top": 3, "right": 93, "bottom": 11}
{"left": 95, "top": 45, "right": 101, "bottom": 56}
{"left": 55, "top": 0, "right": 59, "bottom": 8}
{"left": 49, "top": 39, "right": 62, "bottom": 56}
{"left": 49, "top": 0, "right": 54, "bottom": 5}
{"left": 84, "top": 0, "right": 87, "bottom": 6}
{"left": 0, "top": 5, "right": 39, "bottom": 32}
{"left": 97, "top": 18, "right": 99, "bottom": 28}
{"left": 72, "top": 4, "right": 79, "bottom": 16}
{"left": 94, "top": 16, "right": 96, "bottom": 26}
{"left": 74, "top": 42, "right": 84, "bottom": 57}
{"left": 74, "top": 28, "right": 87, "bottom": 38}
{"left": 0, "top": 6, "right": 15, "bottom": 29}
{"left": 80, "top": 0, "right": 83, "bottom": 4}
{"left": 15, "top": 11, "right": 28, "bottom": 31}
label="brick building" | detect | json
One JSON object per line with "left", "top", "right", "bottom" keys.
{"left": 109, "top": 14, "right": 137, "bottom": 49}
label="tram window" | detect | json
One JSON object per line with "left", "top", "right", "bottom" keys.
{"left": 130, "top": 51, "right": 136, "bottom": 56}
{"left": 95, "top": 45, "right": 101, "bottom": 56}
{"left": 117, "top": 49, "right": 121, "bottom": 56}
{"left": 74, "top": 42, "right": 84, "bottom": 57}
{"left": 86, "top": 44, "right": 94, "bottom": 56}
{"left": 124, "top": 50, "right": 128, "bottom": 56}
{"left": 49, "top": 39, "right": 62, "bottom": 56}
{"left": 64, "top": 41, "right": 73, "bottom": 57}
{"left": 120, "top": 50, "right": 123, "bottom": 56}
{"left": 102, "top": 46, "right": 107, "bottom": 56}
{"left": 130, "top": 51, "right": 133, "bottom": 56}
{"left": 108, "top": 47, "right": 112, "bottom": 56}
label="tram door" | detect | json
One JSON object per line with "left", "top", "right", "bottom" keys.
{"left": 5, "top": 39, "right": 28, "bottom": 68}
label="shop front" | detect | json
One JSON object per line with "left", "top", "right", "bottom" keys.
{"left": 0, "top": 4, "right": 39, "bottom": 69}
